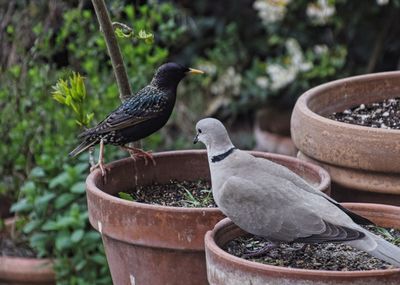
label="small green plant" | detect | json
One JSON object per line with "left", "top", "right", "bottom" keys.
{"left": 52, "top": 72, "right": 93, "bottom": 128}
{"left": 177, "top": 183, "right": 213, "bottom": 208}
{"left": 113, "top": 22, "right": 154, "bottom": 44}
{"left": 375, "top": 227, "right": 400, "bottom": 246}
{"left": 118, "top": 191, "right": 135, "bottom": 201}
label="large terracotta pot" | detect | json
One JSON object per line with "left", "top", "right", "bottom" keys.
{"left": 86, "top": 150, "right": 330, "bottom": 285}
{"left": 205, "top": 203, "right": 400, "bottom": 285}
{"left": 0, "top": 218, "right": 55, "bottom": 285}
{"left": 291, "top": 71, "right": 400, "bottom": 205}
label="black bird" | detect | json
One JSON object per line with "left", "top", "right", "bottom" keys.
{"left": 69, "top": 62, "right": 204, "bottom": 174}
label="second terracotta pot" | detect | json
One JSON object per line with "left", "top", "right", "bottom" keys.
{"left": 86, "top": 150, "right": 330, "bottom": 285}
{"left": 291, "top": 71, "right": 400, "bottom": 205}
{"left": 205, "top": 203, "right": 400, "bottom": 285}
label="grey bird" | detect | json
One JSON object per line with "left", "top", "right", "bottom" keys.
{"left": 194, "top": 117, "right": 400, "bottom": 267}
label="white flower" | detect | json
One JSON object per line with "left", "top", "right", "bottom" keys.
{"left": 266, "top": 39, "right": 313, "bottom": 91}
{"left": 256, "top": 76, "right": 269, "bottom": 89}
{"left": 307, "top": 0, "right": 335, "bottom": 25}
{"left": 253, "top": 0, "right": 291, "bottom": 25}
{"left": 313, "top": 44, "right": 329, "bottom": 55}
{"left": 286, "top": 39, "right": 313, "bottom": 72}
{"left": 376, "top": 0, "right": 389, "bottom": 5}
{"left": 266, "top": 64, "right": 297, "bottom": 91}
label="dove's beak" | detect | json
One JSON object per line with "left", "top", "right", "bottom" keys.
{"left": 186, "top": 68, "right": 204, "bottom": 75}
{"left": 193, "top": 133, "right": 199, "bottom": 144}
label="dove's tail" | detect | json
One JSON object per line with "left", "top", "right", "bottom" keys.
{"left": 349, "top": 229, "right": 400, "bottom": 267}
{"left": 69, "top": 138, "right": 98, "bottom": 157}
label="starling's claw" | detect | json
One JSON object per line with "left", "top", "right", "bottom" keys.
{"left": 121, "top": 146, "right": 156, "bottom": 166}
{"left": 90, "top": 162, "right": 108, "bottom": 177}
{"left": 90, "top": 139, "right": 108, "bottom": 177}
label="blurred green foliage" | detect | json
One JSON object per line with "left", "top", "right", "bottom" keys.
{"left": 3, "top": 1, "right": 186, "bottom": 283}
{"left": 11, "top": 163, "right": 111, "bottom": 284}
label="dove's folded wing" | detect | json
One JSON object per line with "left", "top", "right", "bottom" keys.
{"left": 218, "top": 176, "right": 364, "bottom": 243}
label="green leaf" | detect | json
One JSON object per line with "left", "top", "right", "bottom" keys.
{"left": 55, "top": 193, "right": 77, "bottom": 209}
{"left": 71, "top": 229, "right": 84, "bottom": 242}
{"left": 23, "top": 220, "right": 42, "bottom": 234}
{"left": 49, "top": 172, "right": 70, "bottom": 188}
{"left": 75, "top": 259, "right": 87, "bottom": 271}
{"left": 52, "top": 92, "right": 66, "bottom": 104}
{"left": 11, "top": 198, "right": 32, "bottom": 213}
{"left": 34, "top": 192, "right": 56, "bottom": 209}
{"left": 42, "top": 220, "right": 59, "bottom": 231}
{"left": 89, "top": 253, "right": 106, "bottom": 265}
{"left": 118, "top": 192, "right": 134, "bottom": 201}
{"left": 30, "top": 167, "right": 45, "bottom": 178}
{"left": 56, "top": 216, "right": 76, "bottom": 228}
{"left": 71, "top": 182, "right": 86, "bottom": 194}
{"left": 55, "top": 232, "right": 72, "bottom": 251}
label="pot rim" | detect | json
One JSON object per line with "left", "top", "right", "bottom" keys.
{"left": 296, "top": 70, "right": 400, "bottom": 135}
{"left": 205, "top": 202, "right": 400, "bottom": 277}
{"left": 86, "top": 149, "right": 331, "bottom": 212}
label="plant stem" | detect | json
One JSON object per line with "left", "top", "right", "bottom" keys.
{"left": 91, "top": 0, "right": 141, "bottom": 148}
{"left": 91, "top": 0, "right": 132, "bottom": 102}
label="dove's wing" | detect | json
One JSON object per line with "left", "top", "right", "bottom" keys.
{"left": 218, "top": 176, "right": 364, "bottom": 243}
{"left": 254, "top": 157, "right": 373, "bottom": 225}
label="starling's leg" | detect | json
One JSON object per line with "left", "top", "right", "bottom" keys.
{"left": 90, "top": 139, "right": 107, "bottom": 176}
{"left": 121, "top": 145, "right": 156, "bottom": 166}
{"left": 242, "top": 241, "right": 278, "bottom": 258}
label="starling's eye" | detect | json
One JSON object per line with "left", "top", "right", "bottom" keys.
{"left": 198, "top": 128, "right": 202, "bottom": 133}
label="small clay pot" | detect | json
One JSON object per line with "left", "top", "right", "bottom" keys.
{"left": 254, "top": 107, "right": 297, "bottom": 156}
{"left": 205, "top": 203, "right": 400, "bottom": 285}
{"left": 0, "top": 218, "right": 55, "bottom": 285}
{"left": 86, "top": 150, "right": 330, "bottom": 285}
{"left": 291, "top": 71, "right": 400, "bottom": 205}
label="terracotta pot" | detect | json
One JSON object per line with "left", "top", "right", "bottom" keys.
{"left": 254, "top": 107, "right": 297, "bottom": 156}
{"left": 291, "top": 71, "right": 400, "bottom": 205}
{"left": 0, "top": 218, "right": 55, "bottom": 285}
{"left": 86, "top": 150, "right": 330, "bottom": 285}
{"left": 205, "top": 203, "right": 400, "bottom": 285}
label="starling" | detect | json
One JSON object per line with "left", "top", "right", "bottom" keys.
{"left": 69, "top": 62, "right": 204, "bottom": 174}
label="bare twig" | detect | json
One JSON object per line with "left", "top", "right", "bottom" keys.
{"left": 90, "top": 0, "right": 141, "bottom": 148}
{"left": 112, "top": 21, "right": 133, "bottom": 33}
{"left": 91, "top": 0, "right": 132, "bottom": 102}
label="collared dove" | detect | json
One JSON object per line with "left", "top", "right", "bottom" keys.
{"left": 194, "top": 117, "right": 400, "bottom": 267}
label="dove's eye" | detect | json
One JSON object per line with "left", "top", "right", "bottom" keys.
{"left": 197, "top": 128, "right": 202, "bottom": 133}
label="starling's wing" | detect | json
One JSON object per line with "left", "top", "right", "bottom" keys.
{"left": 79, "top": 86, "right": 167, "bottom": 137}
{"left": 218, "top": 176, "right": 364, "bottom": 243}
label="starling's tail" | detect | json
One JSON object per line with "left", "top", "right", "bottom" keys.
{"left": 69, "top": 139, "right": 98, "bottom": 157}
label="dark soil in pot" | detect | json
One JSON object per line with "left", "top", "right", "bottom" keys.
{"left": 0, "top": 236, "right": 36, "bottom": 258}
{"left": 116, "top": 179, "right": 217, "bottom": 208}
{"left": 329, "top": 97, "right": 400, "bottom": 129}
{"left": 224, "top": 225, "right": 400, "bottom": 271}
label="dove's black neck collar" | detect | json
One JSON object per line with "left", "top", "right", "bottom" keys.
{"left": 211, "top": 147, "right": 236, "bottom": 163}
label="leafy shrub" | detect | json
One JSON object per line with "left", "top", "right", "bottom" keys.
{"left": 12, "top": 162, "right": 111, "bottom": 284}
{"left": 5, "top": 2, "right": 186, "bottom": 284}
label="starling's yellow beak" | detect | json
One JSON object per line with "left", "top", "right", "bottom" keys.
{"left": 186, "top": 68, "right": 204, "bottom": 75}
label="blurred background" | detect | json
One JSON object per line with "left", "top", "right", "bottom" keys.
{"left": 1, "top": 0, "right": 400, "bottom": 284}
